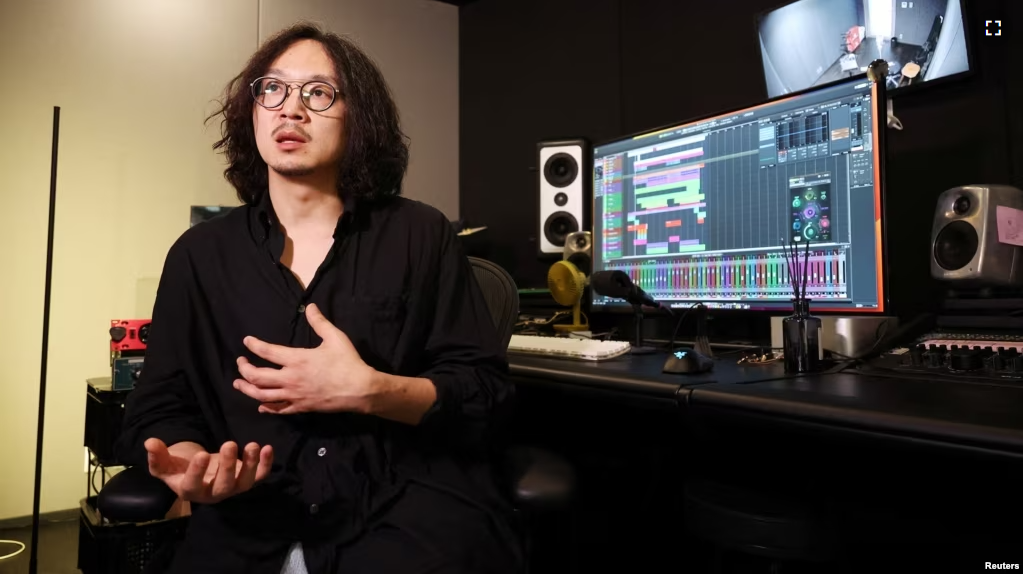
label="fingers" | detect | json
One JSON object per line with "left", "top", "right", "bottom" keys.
{"left": 179, "top": 451, "right": 212, "bottom": 501}
{"left": 236, "top": 359, "right": 290, "bottom": 388}
{"left": 144, "top": 437, "right": 168, "bottom": 453}
{"left": 254, "top": 445, "right": 274, "bottom": 483}
{"left": 145, "top": 438, "right": 169, "bottom": 477}
{"left": 307, "top": 304, "right": 354, "bottom": 351}
{"left": 211, "top": 442, "right": 238, "bottom": 499}
{"left": 233, "top": 442, "right": 261, "bottom": 493}
{"left": 168, "top": 442, "right": 273, "bottom": 503}
{"left": 305, "top": 304, "right": 337, "bottom": 339}
{"left": 243, "top": 336, "right": 300, "bottom": 367}
{"left": 234, "top": 378, "right": 290, "bottom": 403}
{"left": 258, "top": 401, "right": 299, "bottom": 415}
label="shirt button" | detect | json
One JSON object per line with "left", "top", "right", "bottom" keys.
{"left": 317, "top": 447, "right": 326, "bottom": 457}
{"left": 297, "top": 304, "right": 306, "bottom": 314}
{"left": 309, "top": 504, "right": 319, "bottom": 515}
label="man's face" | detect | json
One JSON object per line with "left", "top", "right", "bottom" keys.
{"left": 253, "top": 39, "right": 346, "bottom": 180}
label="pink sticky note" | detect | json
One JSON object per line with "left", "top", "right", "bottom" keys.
{"left": 996, "top": 206, "right": 1023, "bottom": 246}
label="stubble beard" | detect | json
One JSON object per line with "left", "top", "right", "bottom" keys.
{"left": 270, "top": 161, "right": 316, "bottom": 178}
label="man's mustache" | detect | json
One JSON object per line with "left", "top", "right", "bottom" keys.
{"left": 271, "top": 125, "right": 311, "bottom": 141}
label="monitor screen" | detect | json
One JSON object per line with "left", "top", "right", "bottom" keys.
{"left": 757, "top": 0, "right": 969, "bottom": 98}
{"left": 190, "top": 205, "right": 234, "bottom": 227}
{"left": 591, "top": 75, "right": 886, "bottom": 313}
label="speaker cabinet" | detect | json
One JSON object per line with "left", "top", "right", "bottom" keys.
{"left": 930, "top": 184, "right": 1023, "bottom": 287}
{"left": 538, "top": 138, "right": 590, "bottom": 256}
{"left": 563, "top": 230, "right": 592, "bottom": 276}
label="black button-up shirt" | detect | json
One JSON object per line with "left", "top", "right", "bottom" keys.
{"left": 117, "top": 192, "right": 519, "bottom": 573}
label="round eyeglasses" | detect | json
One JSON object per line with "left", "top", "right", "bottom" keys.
{"left": 250, "top": 76, "right": 340, "bottom": 112}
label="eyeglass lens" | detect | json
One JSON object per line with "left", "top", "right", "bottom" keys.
{"left": 253, "top": 78, "right": 335, "bottom": 111}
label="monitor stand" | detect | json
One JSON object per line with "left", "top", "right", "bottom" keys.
{"left": 630, "top": 304, "right": 658, "bottom": 355}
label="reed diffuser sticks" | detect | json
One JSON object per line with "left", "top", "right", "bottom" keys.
{"left": 781, "top": 236, "right": 811, "bottom": 301}
{"left": 779, "top": 236, "right": 822, "bottom": 373}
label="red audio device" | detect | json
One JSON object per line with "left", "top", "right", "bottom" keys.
{"left": 110, "top": 319, "right": 150, "bottom": 353}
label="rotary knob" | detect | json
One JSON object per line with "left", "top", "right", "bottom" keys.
{"left": 991, "top": 353, "right": 1006, "bottom": 371}
{"left": 909, "top": 344, "right": 925, "bottom": 366}
{"left": 949, "top": 347, "right": 983, "bottom": 371}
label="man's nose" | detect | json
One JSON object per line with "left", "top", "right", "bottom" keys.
{"left": 278, "top": 87, "right": 308, "bottom": 119}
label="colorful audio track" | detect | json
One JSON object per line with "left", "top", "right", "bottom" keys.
{"left": 606, "top": 249, "right": 849, "bottom": 301}
{"left": 598, "top": 136, "right": 710, "bottom": 259}
{"left": 599, "top": 156, "right": 625, "bottom": 259}
{"left": 626, "top": 136, "right": 708, "bottom": 256}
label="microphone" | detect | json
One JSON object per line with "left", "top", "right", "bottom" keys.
{"left": 590, "top": 270, "right": 664, "bottom": 310}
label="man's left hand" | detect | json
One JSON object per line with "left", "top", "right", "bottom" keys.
{"left": 234, "top": 303, "right": 379, "bottom": 415}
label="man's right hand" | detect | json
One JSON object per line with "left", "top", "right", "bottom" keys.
{"left": 144, "top": 438, "right": 274, "bottom": 504}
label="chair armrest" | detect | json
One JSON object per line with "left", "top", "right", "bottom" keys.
{"left": 97, "top": 466, "right": 178, "bottom": 523}
{"left": 502, "top": 446, "right": 576, "bottom": 513}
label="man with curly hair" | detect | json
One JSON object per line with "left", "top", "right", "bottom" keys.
{"left": 117, "top": 22, "right": 521, "bottom": 574}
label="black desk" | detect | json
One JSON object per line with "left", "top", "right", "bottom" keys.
{"left": 508, "top": 352, "right": 788, "bottom": 410}
{"left": 508, "top": 353, "right": 1023, "bottom": 457}
{"left": 689, "top": 373, "right": 1022, "bottom": 457}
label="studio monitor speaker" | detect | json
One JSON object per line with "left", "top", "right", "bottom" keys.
{"left": 538, "top": 138, "right": 590, "bottom": 256}
{"left": 563, "top": 230, "right": 592, "bottom": 276}
{"left": 930, "top": 184, "right": 1022, "bottom": 287}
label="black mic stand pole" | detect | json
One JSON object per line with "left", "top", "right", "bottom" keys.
{"left": 630, "top": 303, "right": 657, "bottom": 355}
{"left": 29, "top": 105, "right": 60, "bottom": 574}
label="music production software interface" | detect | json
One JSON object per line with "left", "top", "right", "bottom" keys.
{"left": 592, "top": 78, "right": 884, "bottom": 312}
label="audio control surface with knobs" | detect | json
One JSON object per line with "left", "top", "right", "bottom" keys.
{"left": 873, "top": 333, "right": 1023, "bottom": 385}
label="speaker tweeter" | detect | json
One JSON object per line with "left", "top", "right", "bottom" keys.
{"left": 563, "top": 230, "right": 592, "bottom": 276}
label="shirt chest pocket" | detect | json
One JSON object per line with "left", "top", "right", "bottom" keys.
{"left": 333, "top": 294, "right": 408, "bottom": 371}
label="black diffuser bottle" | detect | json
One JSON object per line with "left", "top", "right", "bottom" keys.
{"left": 782, "top": 297, "right": 822, "bottom": 373}
{"left": 781, "top": 238, "right": 823, "bottom": 374}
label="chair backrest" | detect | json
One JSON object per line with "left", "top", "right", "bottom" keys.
{"left": 468, "top": 257, "right": 519, "bottom": 348}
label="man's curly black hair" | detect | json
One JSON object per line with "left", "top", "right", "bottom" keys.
{"left": 207, "top": 22, "right": 410, "bottom": 205}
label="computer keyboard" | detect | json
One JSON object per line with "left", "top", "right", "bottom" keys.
{"left": 508, "top": 334, "right": 632, "bottom": 361}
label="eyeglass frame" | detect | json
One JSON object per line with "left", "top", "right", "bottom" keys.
{"left": 249, "top": 76, "right": 341, "bottom": 112}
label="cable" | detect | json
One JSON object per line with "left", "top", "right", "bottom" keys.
{"left": 667, "top": 302, "right": 702, "bottom": 352}
{"left": 886, "top": 98, "right": 903, "bottom": 130}
{"left": 852, "top": 312, "right": 934, "bottom": 363}
{"left": 0, "top": 540, "right": 26, "bottom": 561}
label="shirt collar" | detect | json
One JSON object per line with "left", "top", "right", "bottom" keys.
{"left": 250, "top": 190, "right": 358, "bottom": 245}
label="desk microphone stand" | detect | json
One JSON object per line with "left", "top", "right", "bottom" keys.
{"left": 630, "top": 303, "right": 658, "bottom": 355}
{"left": 693, "top": 303, "right": 714, "bottom": 357}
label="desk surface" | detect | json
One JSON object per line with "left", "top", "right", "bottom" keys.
{"left": 508, "top": 353, "right": 1022, "bottom": 456}
{"left": 689, "top": 373, "right": 1022, "bottom": 454}
{"left": 508, "top": 352, "right": 788, "bottom": 398}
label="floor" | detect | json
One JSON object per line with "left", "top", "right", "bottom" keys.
{"left": 0, "top": 513, "right": 80, "bottom": 574}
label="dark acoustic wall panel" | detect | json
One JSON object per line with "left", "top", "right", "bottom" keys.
{"left": 619, "top": 0, "right": 766, "bottom": 137}
{"left": 1001, "top": 1, "right": 1022, "bottom": 189}
{"left": 460, "top": 0, "right": 622, "bottom": 289}
{"left": 876, "top": 0, "right": 1017, "bottom": 316}
{"left": 460, "top": 0, "right": 1020, "bottom": 314}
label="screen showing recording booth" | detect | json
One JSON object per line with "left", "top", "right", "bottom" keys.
{"left": 591, "top": 75, "right": 886, "bottom": 313}
{"left": 757, "top": 0, "right": 970, "bottom": 98}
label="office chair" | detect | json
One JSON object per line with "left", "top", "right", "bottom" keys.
{"left": 93, "top": 256, "right": 575, "bottom": 573}
{"left": 467, "top": 256, "right": 577, "bottom": 569}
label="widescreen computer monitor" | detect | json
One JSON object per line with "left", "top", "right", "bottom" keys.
{"left": 757, "top": 0, "right": 970, "bottom": 98}
{"left": 591, "top": 75, "right": 887, "bottom": 313}
{"left": 190, "top": 205, "right": 234, "bottom": 227}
